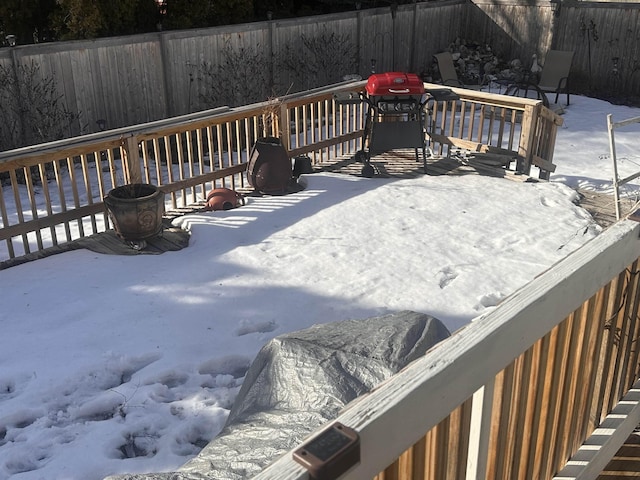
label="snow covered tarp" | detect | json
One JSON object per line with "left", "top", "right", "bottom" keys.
{"left": 106, "top": 310, "right": 450, "bottom": 480}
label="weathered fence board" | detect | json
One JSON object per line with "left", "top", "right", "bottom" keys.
{"left": 550, "top": 2, "right": 640, "bottom": 94}
{"left": 9, "top": 35, "right": 169, "bottom": 138}
{"left": 468, "top": 0, "right": 555, "bottom": 62}
{"left": 161, "top": 24, "right": 272, "bottom": 115}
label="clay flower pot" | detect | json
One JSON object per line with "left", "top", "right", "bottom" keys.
{"left": 104, "top": 183, "right": 164, "bottom": 247}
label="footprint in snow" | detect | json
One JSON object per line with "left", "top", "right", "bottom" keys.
{"left": 143, "top": 370, "right": 189, "bottom": 389}
{"left": 475, "top": 292, "right": 506, "bottom": 310}
{"left": 198, "top": 355, "right": 252, "bottom": 379}
{"left": 116, "top": 431, "right": 159, "bottom": 459}
{"left": 4, "top": 449, "right": 49, "bottom": 475}
{"left": 234, "top": 319, "right": 277, "bottom": 336}
{"left": 437, "top": 266, "right": 458, "bottom": 289}
{"left": 1, "top": 408, "right": 41, "bottom": 430}
{"left": 539, "top": 195, "right": 564, "bottom": 208}
{"left": 0, "top": 372, "right": 34, "bottom": 401}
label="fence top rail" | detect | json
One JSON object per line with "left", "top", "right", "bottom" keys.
{"left": 255, "top": 218, "right": 640, "bottom": 479}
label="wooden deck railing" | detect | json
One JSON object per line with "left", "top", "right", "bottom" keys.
{"left": 425, "top": 85, "right": 564, "bottom": 179}
{"left": 0, "top": 81, "right": 561, "bottom": 261}
{"left": 255, "top": 219, "right": 640, "bottom": 480}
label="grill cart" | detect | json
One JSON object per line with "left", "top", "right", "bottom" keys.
{"left": 336, "top": 72, "right": 458, "bottom": 177}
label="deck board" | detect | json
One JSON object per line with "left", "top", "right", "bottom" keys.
{"left": 317, "top": 149, "right": 527, "bottom": 181}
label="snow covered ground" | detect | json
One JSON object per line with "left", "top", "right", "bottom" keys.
{"left": 1, "top": 95, "right": 640, "bottom": 480}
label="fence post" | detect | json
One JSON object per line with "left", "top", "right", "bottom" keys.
{"left": 409, "top": 1, "right": 419, "bottom": 72}
{"left": 8, "top": 48, "right": 27, "bottom": 148}
{"left": 159, "top": 32, "right": 174, "bottom": 118}
{"left": 269, "top": 16, "right": 275, "bottom": 92}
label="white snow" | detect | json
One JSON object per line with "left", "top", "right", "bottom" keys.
{"left": 1, "top": 94, "right": 640, "bottom": 479}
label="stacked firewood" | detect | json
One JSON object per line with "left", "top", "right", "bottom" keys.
{"left": 425, "top": 38, "right": 535, "bottom": 86}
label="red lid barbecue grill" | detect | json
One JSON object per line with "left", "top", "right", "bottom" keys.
{"left": 365, "top": 72, "right": 425, "bottom": 97}
{"left": 335, "top": 72, "right": 458, "bottom": 177}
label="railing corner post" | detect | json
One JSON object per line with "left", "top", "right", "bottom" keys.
{"left": 517, "top": 104, "right": 541, "bottom": 176}
{"left": 122, "top": 134, "right": 142, "bottom": 184}
{"left": 279, "top": 102, "right": 291, "bottom": 152}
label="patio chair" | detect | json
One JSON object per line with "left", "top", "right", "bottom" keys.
{"left": 433, "top": 51, "right": 484, "bottom": 90}
{"left": 537, "top": 50, "right": 574, "bottom": 105}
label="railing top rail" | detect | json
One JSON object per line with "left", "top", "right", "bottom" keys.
{"left": 0, "top": 106, "right": 230, "bottom": 165}
{"left": 0, "top": 79, "right": 555, "bottom": 174}
{"left": 609, "top": 114, "right": 640, "bottom": 129}
{"left": 428, "top": 83, "right": 544, "bottom": 109}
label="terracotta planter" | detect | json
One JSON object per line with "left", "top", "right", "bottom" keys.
{"left": 104, "top": 183, "right": 164, "bottom": 243}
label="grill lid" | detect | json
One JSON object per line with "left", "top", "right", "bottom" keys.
{"left": 365, "top": 72, "right": 425, "bottom": 96}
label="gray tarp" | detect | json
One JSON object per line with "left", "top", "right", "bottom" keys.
{"left": 105, "top": 310, "right": 450, "bottom": 480}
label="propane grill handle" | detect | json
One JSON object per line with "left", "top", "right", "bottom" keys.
{"left": 388, "top": 88, "right": 410, "bottom": 94}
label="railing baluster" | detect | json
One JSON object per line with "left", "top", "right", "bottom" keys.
{"left": 79, "top": 153, "right": 98, "bottom": 234}
{"left": 0, "top": 182, "right": 16, "bottom": 258}
{"left": 466, "top": 380, "right": 494, "bottom": 480}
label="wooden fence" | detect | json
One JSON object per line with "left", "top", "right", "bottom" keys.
{"left": 0, "top": 0, "right": 638, "bottom": 151}
{"left": 255, "top": 215, "right": 640, "bottom": 480}
{"left": 0, "top": 82, "right": 561, "bottom": 264}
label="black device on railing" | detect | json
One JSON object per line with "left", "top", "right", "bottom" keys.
{"left": 292, "top": 422, "right": 360, "bottom": 479}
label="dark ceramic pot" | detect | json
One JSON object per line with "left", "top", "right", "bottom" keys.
{"left": 292, "top": 155, "right": 313, "bottom": 177}
{"left": 247, "top": 137, "right": 293, "bottom": 194}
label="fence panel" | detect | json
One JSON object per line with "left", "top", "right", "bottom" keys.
{"left": 160, "top": 25, "right": 272, "bottom": 116}
{"left": 467, "top": 0, "right": 555, "bottom": 62}
{"left": 551, "top": 2, "right": 640, "bottom": 95}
